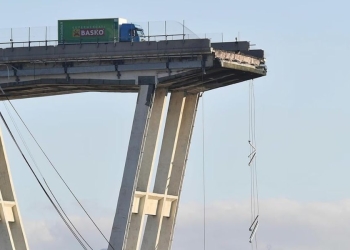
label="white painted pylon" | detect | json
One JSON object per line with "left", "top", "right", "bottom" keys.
{"left": 109, "top": 82, "right": 199, "bottom": 250}
{"left": 0, "top": 129, "right": 29, "bottom": 250}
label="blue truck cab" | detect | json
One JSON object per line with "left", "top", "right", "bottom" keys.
{"left": 119, "top": 23, "right": 144, "bottom": 42}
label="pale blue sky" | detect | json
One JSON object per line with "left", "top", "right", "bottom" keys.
{"left": 1, "top": 0, "right": 350, "bottom": 249}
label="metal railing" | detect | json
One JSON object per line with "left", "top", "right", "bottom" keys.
{"left": 0, "top": 21, "right": 227, "bottom": 49}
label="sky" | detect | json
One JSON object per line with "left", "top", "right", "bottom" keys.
{"left": 1, "top": 0, "right": 350, "bottom": 249}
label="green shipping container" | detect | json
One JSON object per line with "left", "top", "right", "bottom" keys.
{"left": 58, "top": 18, "right": 120, "bottom": 44}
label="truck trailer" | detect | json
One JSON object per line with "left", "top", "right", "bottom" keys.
{"left": 58, "top": 18, "right": 144, "bottom": 44}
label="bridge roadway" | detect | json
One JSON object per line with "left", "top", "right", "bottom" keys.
{"left": 0, "top": 39, "right": 266, "bottom": 100}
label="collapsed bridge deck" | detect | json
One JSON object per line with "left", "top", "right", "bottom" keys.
{"left": 0, "top": 39, "right": 266, "bottom": 100}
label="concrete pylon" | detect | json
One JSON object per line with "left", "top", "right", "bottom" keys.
{"left": 0, "top": 129, "right": 29, "bottom": 250}
{"left": 109, "top": 83, "right": 199, "bottom": 250}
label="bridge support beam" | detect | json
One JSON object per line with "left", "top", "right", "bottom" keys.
{"left": 152, "top": 93, "right": 199, "bottom": 250}
{"left": 109, "top": 83, "right": 199, "bottom": 250}
{"left": 0, "top": 130, "right": 29, "bottom": 250}
{"left": 109, "top": 83, "right": 156, "bottom": 250}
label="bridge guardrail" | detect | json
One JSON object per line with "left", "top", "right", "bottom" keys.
{"left": 0, "top": 21, "right": 229, "bottom": 49}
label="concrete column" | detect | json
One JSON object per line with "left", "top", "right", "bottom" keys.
{"left": 110, "top": 88, "right": 198, "bottom": 250}
{"left": 0, "top": 129, "right": 29, "bottom": 250}
{"left": 109, "top": 84, "right": 156, "bottom": 250}
{"left": 158, "top": 93, "right": 199, "bottom": 250}
{"left": 125, "top": 88, "right": 167, "bottom": 250}
{"left": 136, "top": 88, "right": 168, "bottom": 193}
{"left": 141, "top": 91, "right": 186, "bottom": 250}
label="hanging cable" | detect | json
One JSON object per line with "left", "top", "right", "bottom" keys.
{"left": 5, "top": 95, "right": 114, "bottom": 250}
{"left": 0, "top": 65, "right": 94, "bottom": 249}
{"left": 248, "top": 80, "right": 259, "bottom": 248}
{"left": 1, "top": 102, "right": 94, "bottom": 250}
{"left": 0, "top": 67, "right": 115, "bottom": 249}
{"left": 252, "top": 82, "right": 260, "bottom": 217}
{"left": 200, "top": 92, "right": 206, "bottom": 250}
{"left": 252, "top": 80, "right": 260, "bottom": 250}
{"left": 0, "top": 112, "right": 89, "bottom": 250}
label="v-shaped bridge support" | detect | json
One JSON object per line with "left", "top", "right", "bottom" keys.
{"left": 109, "top": 79, "right": 199, "bottom": 250}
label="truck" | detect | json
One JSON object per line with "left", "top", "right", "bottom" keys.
{"left": 58, "top": 18, "right": 144, "bottom": 44}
